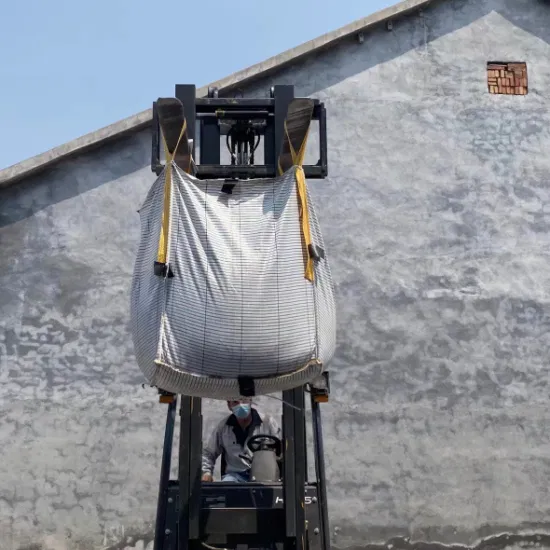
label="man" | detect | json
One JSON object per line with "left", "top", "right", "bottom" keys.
{"left": 201, "top": 398, "right": 281, "bottom": 482}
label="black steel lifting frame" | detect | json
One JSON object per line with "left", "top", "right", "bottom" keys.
{"left": 151, "top": 84, "right": 328, "bottom": 180}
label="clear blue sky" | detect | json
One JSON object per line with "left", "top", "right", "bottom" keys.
{"left": 0, "top": 0, "right": 395, "bottom": 169}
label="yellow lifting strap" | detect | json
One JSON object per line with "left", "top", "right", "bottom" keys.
{"left": 156, "top": 120, "right": 187, "bottom": 266}
{"left": 278, "top": 116, "right": 315, "bottom": 282}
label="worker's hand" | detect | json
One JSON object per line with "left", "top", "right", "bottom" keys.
{"left": 202, "top": 473, "right": 213, "bottom": 482}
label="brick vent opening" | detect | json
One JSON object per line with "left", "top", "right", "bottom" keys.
{"left": 487, "top": 62, "right": 528, "bottom": 95}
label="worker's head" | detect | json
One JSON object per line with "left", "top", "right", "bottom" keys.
{"left": 227, "top": 398, "right": 252, "bottom": 420}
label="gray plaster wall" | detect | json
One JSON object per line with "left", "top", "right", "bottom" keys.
{"left": 2, "top": 0, "right": 550, "bottom": 549}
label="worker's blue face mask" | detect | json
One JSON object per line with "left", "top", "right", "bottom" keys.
{"left": 232, "top": 403, "right": 251, "bottom": 419}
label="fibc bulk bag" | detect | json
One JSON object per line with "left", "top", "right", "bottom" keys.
{"left": 130, "top": 142, "right": 335, "bottom": 400}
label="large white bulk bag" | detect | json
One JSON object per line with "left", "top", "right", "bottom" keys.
{"left": 130, "top": 161, "right": 336, "bottom": 400}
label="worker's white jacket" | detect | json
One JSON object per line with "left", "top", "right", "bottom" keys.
{"left": 202, "top": 408, "right": 281, "bottom": 476}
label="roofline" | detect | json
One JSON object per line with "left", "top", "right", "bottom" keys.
{"left": 0, "top": 0, "right": 433, "bottom": 189}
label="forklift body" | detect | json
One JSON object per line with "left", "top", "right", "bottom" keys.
{"left": 150, "top": 84, "right": 331, "bottom": 550}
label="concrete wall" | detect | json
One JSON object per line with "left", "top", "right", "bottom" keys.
{"left": 2, "top": 0, "right": 550, "bottom": 549}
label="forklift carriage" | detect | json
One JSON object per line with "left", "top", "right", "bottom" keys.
{"left": 150, "top": 84, "right": 331, "bottom": 550}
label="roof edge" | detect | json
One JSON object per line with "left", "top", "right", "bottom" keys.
{"left": 0, "top": 0, "right": 432, "bottom": 189}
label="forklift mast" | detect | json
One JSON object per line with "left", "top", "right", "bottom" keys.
{"left": 150, "top": 84, "right": 331, "bottom": 550}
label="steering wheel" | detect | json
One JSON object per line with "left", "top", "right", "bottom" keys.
{"left": 247, "top": 434, "right": 282, "bottom": 456}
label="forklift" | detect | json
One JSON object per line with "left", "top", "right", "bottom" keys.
{"left": 149, "top": 84, "right": 331, "bottom": 550}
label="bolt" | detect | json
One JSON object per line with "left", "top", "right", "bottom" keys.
{"left": 168, "top": 498, "right": 173, "bottom": 503}
{"left": 312, "top": 496, "right": 318, "bottom": 503}
{"left": 165, "top": 529, "right": 171, "bottom": 535}
{"left": 314, "top": 528, "right": 320, "bottom": 535}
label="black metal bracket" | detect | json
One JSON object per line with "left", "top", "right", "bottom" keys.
{"left": 151, "top": 84, "right": 328, "bottom": 180}
{"left": 154, "top": 262, "right": 174, "bottom": 279}
{"left": 238, "top": 376, "right": 256, "bottom": 397}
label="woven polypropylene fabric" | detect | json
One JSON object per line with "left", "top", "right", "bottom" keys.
{"left": 130, "top": 163, "right": 336, "bottom": 399}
